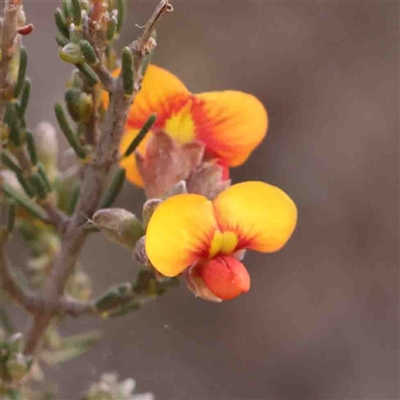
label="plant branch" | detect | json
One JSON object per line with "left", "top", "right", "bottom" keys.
{"left": 0, "top": 0, "right": 23, "bottom": 120}
{"left": 0, "top": 243, "right": 40, "bottom": 313}
{"left": 0, "top": 243, "right": 95, "bottom": 317}
{"left": 91, "top": 63, "right": 115, "bottom": 93}
{"left": 24, "top": 0, "right": 172, "bottom": 356}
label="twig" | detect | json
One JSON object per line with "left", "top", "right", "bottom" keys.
{"left": 0, "top": 0, "right": 23, "bottom": 120}
{"left": 91, "top": 63, "right": 115, "bottom": 93}
{"left": 1, "top": 238, "right": 174, "bottom": 320}
{"left": 134, "top": 0, "right": 173, "bottom": 53}
{"left": 0, "top": 243, "right": 41, "bottom": 313}
{"left": 24, "top": 0, "right": 172, "bottom": 355}
{"left": 0, "top": 243, "right": 95, "bottom": 316}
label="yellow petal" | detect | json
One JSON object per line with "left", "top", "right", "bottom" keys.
{"left": 213, "top": 181, "right": 297, "bottom": 253}
{"left": 118, "top": 128, "right": 151, "bottom": 187}
{"left": 192, "top": 91, "right": 268, "bottom": 166}
{"left": 145, "top": 194, "right": 218, "bottom": 277}
{"left": 126, "top": 65, "right": 191, "bottom": 130}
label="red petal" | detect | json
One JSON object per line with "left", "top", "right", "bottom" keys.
{"left": 199, "top": 256, "right": 250, "bottom": 300}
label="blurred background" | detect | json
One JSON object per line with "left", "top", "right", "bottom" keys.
{"left": 10, "top": 1, "right": 400, "bottom": 399}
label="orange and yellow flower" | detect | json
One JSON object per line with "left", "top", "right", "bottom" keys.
{"left": 118, "top": 65, "right": 268, "bottom": 187}
{"left": 145, "top": 181, "right": 297, "bottom": 301}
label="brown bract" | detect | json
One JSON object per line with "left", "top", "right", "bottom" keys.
{"left": 187, "top": 162, "right": 231, "bottom": 200}
{"left": 135, "top": 130, "right": 205, "bottom": 198}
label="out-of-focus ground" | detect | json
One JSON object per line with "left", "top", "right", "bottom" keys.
{"left": 7, "top": 1, "right": 400, "bottom": 399}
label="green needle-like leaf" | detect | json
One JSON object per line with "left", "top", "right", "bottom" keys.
{"left": 1, "top": 182, "right": 48, "bottom": 220}
{"left": 70, "top": 0, "right": 82, "bottom": 26}
{"left": 54, "top": 103, "right": 86, "bottom": 159}
{"left": 99, "top": 168, "right": 126, "bottom": 209}
{"left": 18, "top": 78, "right": 31, "bottom": 118}
{"left": 79, "top": 40, "right": 98, "bottom": 65}
{"left": 54, "top": 7, "right": 70, "bottom": 38}
{"left": 25, "top": 130, "right": 37, "bottom": 165}
{"left": 75, "top": 63, "right": 99, "bottom": 86}
{"left": 13, "top": 46, "right": 28, "bottom": 98}
{"left": 124, "top": 113, "right": 156, "bottom": 157}
{"left": 121, "top": 46, "right": 134, "bottom": 96}
{"left": 0, "top": 150, "right": 22, "bottom": 174}
{"left": 116, "top": 0, "right": 125, "bottom": 33}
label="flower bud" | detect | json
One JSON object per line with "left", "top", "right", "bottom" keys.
{"left": 184, "top": 256, "right": 250, "bottom": 301}
{"left": 17, "top": 23, "right": 34, "bottom": 36}
{"left": 141, "top": 198, "right": 162, "bottom": 227}
{"left": 135, "top": 131, "right": 204, "bottom": 198}
{"left": 92, "top": 208, "right": 144, "bottom": 249}
{"left": 133, "top": 236, "right": 149, "bottom": 266}
{"left": 187, "top": 162, "right": 231, "bottom": 199}
{"left": 163, "top": 180, "right": 187, "bottom": 198}
{"left": 0, "top": 170, "right": 23, "bottom": 203}
{"left": 33, "top": 121, "right": 58, "bottom": 183}
{"left": 60, "top": 42, "right": 84, "bottom": 64}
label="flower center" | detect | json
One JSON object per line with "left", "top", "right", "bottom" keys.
{"left": 208, "top": 231, "right": 238, "bottom": 259}
{"left": 165, "top": 101, "right": 196, "bottom": 144}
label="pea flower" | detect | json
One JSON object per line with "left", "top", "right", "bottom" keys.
{"left": 118, "top": 65, "right": 268, "bottom": 190}
{"left": 145, "top": 181, "right": 297, "bottom": 301}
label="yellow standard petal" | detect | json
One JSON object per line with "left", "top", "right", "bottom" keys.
{"left": 126, "top": 65, "right": 191, "bottom": 130}
{"left": 145, "top": 194, "right": 218, "bottom": 277}
{"left": 192, "top": 91, "right": 268, "bottom": 167}
{"left": 213, "top": 181, "right": 297, "bottom": 253}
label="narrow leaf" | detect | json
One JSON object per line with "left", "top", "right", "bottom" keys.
{"left": 0, "top": 150, "right": 22, "bottom": 174}
{"left": 75, "top": 63, "right": 99, "bottom": 86}
{"left": 65, "top": 88, "right": 81, "bottom": 121}
{"left": 1, "top": 182, "right": 48, "bottom": 220}
{"left": 116, "top": 0, "right": 125, "bottom": 33}
{"left": 54, "top": 103, "right": 86, "bottom": 159}
{"left": 29, "top": 172, "right": 48, "bottom": 199}
{"left": 124, "top": 113, "right": 156, "bottom": 157}
{"left": 70, "top": 0, "right": 82, "bottom": 26}
{"left": 37, "top": 163, "right": 52, "bottom": 192}
{"left": 25, "top": 130, "right": 37, "bottom": 165}
{"left": 108, "top": 301, "right": 140, "bottom": 317}
{"left": 60, "top": 330, "right": 101, "bottom": 350}
{"left": 13, "top": 46, "right": 28, "bottom": 98}
{"left": 106, "top": 15, "right": 117, "bottom": 41}
{"left": 79, "top": 40, "right": 98, "bottom": 65}
{"left": 121, "top": 46, "right": 134, "bottom": 96}
{"left": 54, "top": 7, "right": 70, "bottom": 38}
{"left": 62, "top": 0, "right": 71, "bottom": 19}
{"left": 5, "top": 103, "right": 22, "bottom": 146}
{"left": 56, "top": 32, "right": 70, "bottom": 47}
{"left": 16, "top": 172, "right": 35, "bottom": 198}
{"left": 18, "top": 78, "right": 31, "bottom": 118}
{"left": 99, "top": 168, "right": 126, "bottom": 209}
